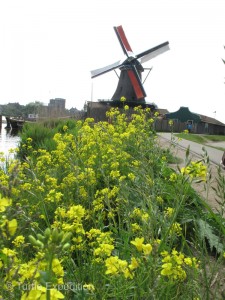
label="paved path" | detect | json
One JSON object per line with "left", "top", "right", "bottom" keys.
{"left": 158, "top": 132, "right": 224, "bottom": 166}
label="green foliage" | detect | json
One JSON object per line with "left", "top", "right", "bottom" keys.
{"left": 175, "top": 133, "right": 208, "bottom": 144}
{"left": 1, "top": 101, "right": 45, "bottom": 118}
{"left": 175, "top": 133, "right": 225, "bottom": 144}
{"left": 17, "top": 119, "right": 79, "bottom": 159}
{"left": 197, "top": 219, "right": 224, "bottom": 254}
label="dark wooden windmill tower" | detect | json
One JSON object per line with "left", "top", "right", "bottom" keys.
{"left": 91, "top": 25, "right": 170, "bottom": 108}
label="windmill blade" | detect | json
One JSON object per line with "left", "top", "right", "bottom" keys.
{"left": 137, "top": 41, "right": 170, "bottom": 64}
{"left": 114, "top": 25, "right": 134, "bottom": 57}
{"left": 91, "top": 60, "right": 123, "bottom": 78}
{"left": 127, "top": 66, "right": 146, "bottom": 99}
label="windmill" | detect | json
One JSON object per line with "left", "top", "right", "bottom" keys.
{"left": 91, "top": 25, "right": 170, "bottom": 107}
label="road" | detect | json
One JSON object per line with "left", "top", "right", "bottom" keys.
{"left": 158, "top": 132, "right": 225, "bottom": 166}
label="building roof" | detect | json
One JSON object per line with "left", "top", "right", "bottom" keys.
{"left": 165, "top": 106, "right": 225, "bottom": 126}
{"left": 156, "top": 108, "right": 169, "bottom": 115}
{"left": 165, "top": 107, "right": 201, "bottom": 122}
{"left": 198, "top": 114, "right": 225, "bottom": 126}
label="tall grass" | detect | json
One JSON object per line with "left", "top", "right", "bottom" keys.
{"left": 0, "top": 107, "right": 224, "bottom": 299}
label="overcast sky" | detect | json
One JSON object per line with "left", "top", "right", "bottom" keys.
{"left": 0, "top": 0, "right": 225, "bottom": 123}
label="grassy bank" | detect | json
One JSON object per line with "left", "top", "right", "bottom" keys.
{"left": 175, "top": 133, "right": 225, "bottom": 150}
{"left": 0, "top": 106, "right": 225, "bottom": 299}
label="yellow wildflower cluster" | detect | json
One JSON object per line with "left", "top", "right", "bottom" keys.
{"left": 130, "top": 237, "right": 153, "bottom": 256}
{"left": 169, "top": 222, "right": 182, "bottom": 236}
{"left": 164, "top": 207, "right": 175, "bottom": 218}
{"left": 0, "top": 195, "right": 17, "bottom": 239}
{"left": 169, "top": 172, "right": 178, "bottom": 182}
{"left": 181, "top": 161, "right": 207, "bottom": 181}
{"left": 105, "top": 255, "right": 138, "bottom": 279}
{"left": 130, "top": 207, "right": 149, "bottom": 222}
{"left": 87, "top": 229, "right": 114, "bottom": 260}
{"left": 54, "top": 205, "right": 85, "bottom": 235}
{"left": 0, "top": 106, "right": 210, "bottom": 298}
{"left": 161, "top": 249, "right": 199, "bottom": 281}
{"left": 21, "top": 285, "right": 64, "bottom": 300}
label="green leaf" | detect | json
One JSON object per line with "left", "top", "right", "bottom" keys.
{"left": 197, "top": 219, "right": 224, "bottom": 254}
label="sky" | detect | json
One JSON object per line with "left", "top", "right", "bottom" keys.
{"left": 0, "top": 0, "right": 225, "bottom": 123}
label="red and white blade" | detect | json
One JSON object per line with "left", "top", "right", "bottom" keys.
{"left": 127, "top": 68, "right": 146, "bottom": 99}
{"left": 114, "top": 25, "right": 135, "bottom": 57}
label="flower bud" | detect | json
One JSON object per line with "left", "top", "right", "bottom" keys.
{"left": 57, "top": 231, "right": 64, "bottom": 243}
{"left": 52, "top": 228, "right": 59, "bottom": 242}
{"left": 44, "top": 228, "right": 51, "bottom": 239}
{"left": 62, "top": 243, "right": 71, "bottom": 251}
{"left": 36, "top": 240, "right": 44, "bottom": 249}
{"left": 61, "top": 232, "right": 72, "bottom": 244}
{"left": 28, "top": 235, "right": 38, "bottom": 246}
{"left": 37, "top": 233, "right": 45, "bottom": 242}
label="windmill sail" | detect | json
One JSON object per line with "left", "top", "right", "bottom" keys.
{"left": 114, "top": 26, "right": 134, "bottom": 57}
{"left": 91, "top": 60, "right": 123, "bottom": 78}
{"left": 138, "top": 42, "right": 170, "bottom": 64}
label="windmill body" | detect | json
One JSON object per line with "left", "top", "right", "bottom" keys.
{"left": 91, "top": 25, "right": 169, "bottom": 106}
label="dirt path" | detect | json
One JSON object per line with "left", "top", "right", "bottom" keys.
{"left": 158, "top": 136, "right": 225, "bottom": 214}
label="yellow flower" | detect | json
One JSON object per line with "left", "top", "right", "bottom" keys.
{"left": 170, "top": 222, "right": 182, "bottom": 236}
{"left": 130, "top": 237, "right": 144, "bottom": 252}
{"left": 129, "top": 257, "right": 139, "bottom": 270}
{"left": 21, "top": 289, "right": 43, "bottom": 300}
{"left": 128, "top": 173, "right": 135, "bottom": 181}
{"left": 142, "top": 243, "right": 153, "bottom": 255}
{"left": 160, "top": 249, "right": 198, "bottom": 281}
{"left": 131, "top": 223, "right": 142, "bottom": 233}
{"left": 21, "top": 286, "right": 65, "bottom": 300}
{"left": 181, "top": 161, "right": 207, "bottom": 181}
{"left": 184, "top": 257, "right": 192, "bottom": 266}
{"left": 0, "top": 196, "right": 11, "bottom": 212}
{"left": 94, "top": 243, "right": 114, "bottom": 257}
{"left": 161, "top": 262, "right": 173, "bottom": 276}
{"left": 164, "top": 207, "right": 174, "bottom": 218}
{"left": 169, "top": 173, "right": 177, "bottom": 182}
{"left": 105, "top": 256, "right": 120, "bottom": 275}
{"left": 83, "top": 283, "right": 95, "bottom": 292}
{"left": 156, "top": 196, "right": 164, "bottom": 204}
{"left": 2, "top": 247, "right": 17, "bottom": 257}
{"left": 7, "top": 219, "right": 17, "bottom": 236}
{"left": 141, "top": 213, "right": 149, "bottom": 222}
{"left": 110, "top": 170, "right": 120, "bottom": 178}
{"left": 13, "top": 235, "right": 25, "bottom": 247}
{"left": 52, "top": 258, "right": 64, "bottom": 277}
{"left": 105, "top": 256, "right": 129, "bottom": 278}
{"left": 49, "top": 288, "right": 65, "bottom": 299}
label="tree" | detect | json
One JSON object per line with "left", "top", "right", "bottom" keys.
{"left": 24, "top": 101, "right": 44, "bottom": 115}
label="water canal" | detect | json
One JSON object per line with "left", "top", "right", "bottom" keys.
{"left": 0, "top": 119, "right": 21, "bottom": 157}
